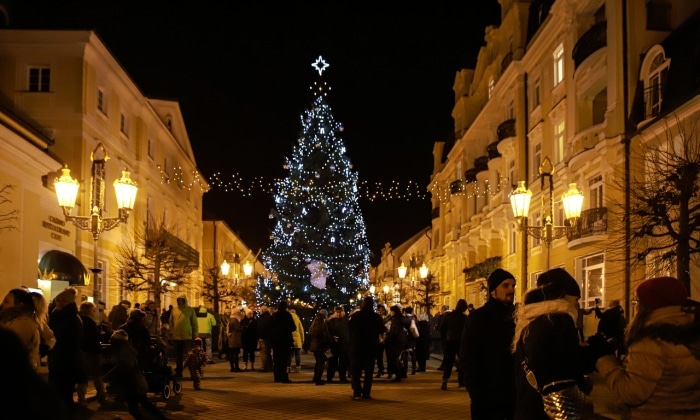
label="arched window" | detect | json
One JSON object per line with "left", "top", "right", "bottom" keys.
{"left": 640, "top": 45, "right": 670, "bottom": 120}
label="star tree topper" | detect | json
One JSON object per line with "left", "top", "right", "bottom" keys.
{"left": 312, "top": 55, "right": 329, "bottom": 76}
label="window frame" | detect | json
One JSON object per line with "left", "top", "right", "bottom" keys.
{"left": 28, "top": 66, "right": 50, "bottom": 92}
{"left": 553, "top": 43, "right": 565, "bottom": 86}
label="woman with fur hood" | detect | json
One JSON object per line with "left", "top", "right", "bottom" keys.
{"left": 596, "top": 277, "right": 700, "bottom": 419}
{"left": 511, "top": 268, "right": 604, "bottom": 419}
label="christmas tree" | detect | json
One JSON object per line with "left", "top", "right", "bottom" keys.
{"left": 258, "top": 56, "right": 371, "bottom": 309}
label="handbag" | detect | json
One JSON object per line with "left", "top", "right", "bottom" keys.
{"left": 324, "top": 348, "right": 334, "bottom": 358}
{"left": 521, "top": 358, "right": 595, "bottom": 420}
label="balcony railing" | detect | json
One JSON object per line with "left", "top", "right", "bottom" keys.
{"left": 146, "top": 229, "right": 200, "bottom": 269}
{"left": 474, "top": 156, "right": 489, "bottom": 173}
{"left": 450, "top": 180, "right": 465, "bottom": 195}
{"left": 497, "top": 119, "right": 516, "bottom": 141}
{"left": 573, "top": 21, "right": 607, "bottom": 69}
{"left": 465, "top": 168, "right": 477, "bottom": 183}
{"left": 487, "top": 140, "right": 502, "bottom": 159}
{"left": 567, "top": 207, "right": 608, "bottom": 241}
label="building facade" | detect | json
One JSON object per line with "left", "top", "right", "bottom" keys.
{"left": 425, "top": 0, "right": 700, "bottom": 328}
{"left": 0, "top": 30, "right": 208, "bottom": 308}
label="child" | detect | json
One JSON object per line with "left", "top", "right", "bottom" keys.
{"left": 185, "top": 337, "right": 207, "bottom": 390}
{"left": 104, "top": 329, "right": 167, "bottom": 419}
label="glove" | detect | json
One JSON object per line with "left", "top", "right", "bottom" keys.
{"left": 586, "top": 333, "right": 616, "bottom": 361}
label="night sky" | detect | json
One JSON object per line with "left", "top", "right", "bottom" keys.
{"left": 9, "top": 0, "right": 501, "bottom": 264}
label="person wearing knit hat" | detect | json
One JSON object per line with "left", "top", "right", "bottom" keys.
{"left": 596, "top": 277, "right": 700, "bottom": 418}
{"left": 536, "top": 267, "right": 581, "bottom": 298}
{"left": 636, "top": 276, "right": 688, "bottom": 311}
{"left": 110, "top": 329, "right": 129, "bottom": 342}
{"left": 460, "top": 270, "right": 516, "bottom": 418}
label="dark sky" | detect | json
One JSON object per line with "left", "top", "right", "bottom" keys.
{"left": 10, "top": 0, "right": 501, "bottom": 263}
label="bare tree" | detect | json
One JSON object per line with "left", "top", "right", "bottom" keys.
{"left": 200, "top": 259, "right": 256, "bottom": 315}
{"left": 610, "top": 115, "right": 700, "bottom": 294}
{"left": 113, "top": 213, "right": 197, "bottom": 310}
{"left": 0, "top": 184, "right": 19, "bottom": 232}
{"left": 411, "top": 274, "right": 441, "bottom": 315}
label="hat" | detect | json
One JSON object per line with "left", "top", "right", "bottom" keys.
{"left": 193, "top": 337, "right": 203, "bottom": 345}
{"left": 129, "top": 309, "right": 145, "bottom": 320}
{"left": 377, "top": 303, "right": 387, "bottom": 311}
{"left": 487, "top": 269, "right": 515, "bottom": 292}
{"left": 318, "top": 309, "right": 329, "bottom": 318}
{"left": 110, "top": 329, "right": 129, "bottom": 342}
{"left": 55, "top": 287, "right": 78, "bottom": 304}
{"left": 536, "top": 268, "right": 581, "bottom": 298}
{"left": 637, "top": 277, "right": 688, "bottom": 311}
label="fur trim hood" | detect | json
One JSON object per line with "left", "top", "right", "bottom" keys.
{"left": 512, "top": 298, "right": 578, "bottom": 352}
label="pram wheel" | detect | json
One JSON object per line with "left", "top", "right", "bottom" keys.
{"left": 162, "top": 384, "right": 171, "bottom": 400}
{"left": 173, "top": 380, "right": 182, "bottom": 394}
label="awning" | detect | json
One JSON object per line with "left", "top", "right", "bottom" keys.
{"left": 38, "top": 250, "right": 89, "bottom": 286}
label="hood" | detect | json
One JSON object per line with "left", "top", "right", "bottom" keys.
{"left": 199, "top": 305, "right": 207, "bottom": 314}
{"left": 177, "top": 294, "right": 188, "bottom": 307}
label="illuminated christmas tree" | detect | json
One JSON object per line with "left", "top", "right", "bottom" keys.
{"left": 258, "top": 56, "right": 371, "bottom": 309}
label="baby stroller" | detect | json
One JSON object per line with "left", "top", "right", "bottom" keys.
{"left": 143, "top": 335, "right": 182, "bottom": 400}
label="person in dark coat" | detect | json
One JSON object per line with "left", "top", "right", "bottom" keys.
{"left": 48, "top": 287, "right": 86, "bottom": 412}
{"left": 240, "top": 308, "right": 258, "bottom": 371}
{"left": 438, "top": 298, "right": 468, "bottom": 390}
{"left": 460, "top": 268, "right": 517, "bottom": 419}
{"left": 326, "top": 306, "right": 350, "bottom": 383}
{"left": 268, "top": 301, "right": 296, "bottom": 383}
{"left": 256, "top": 306, "right": 273, "bottom": 372}
{"left": 414, "top": 312, "right": 431, "bottom": 372}
{"left": 119, "top": 309, "right": 152, "bottom": 369}
{"left": 512, "top": 268, "right": 604, "bottom": 420}
{"left": 108, "top": 300, "right": 131, "bottom": 331}
{"left": 77, "top": 301, "right": 108, "bottom": 406}
{"left": 384, "top": 305, "right": 406, "bottom": 382}
{"left": 594, "top": 299, "right": 627, "bottom": 357}
{"left": 348, "top": 296, "right": 386, "bottom": 400}
{"left": 308, "top": 309, "right": 330, "bottom": 385}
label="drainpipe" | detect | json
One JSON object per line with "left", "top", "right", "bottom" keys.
{"left": 622, "top": 0, "right": 631, "bottom": 316}
{"left": 521, "top": 72, "right": 530, "bottom": 293}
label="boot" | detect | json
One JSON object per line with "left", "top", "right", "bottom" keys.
{"left": 441, "top": 379, "right": 448, "bottom": 391}
{"left": 244, "top": 362, "right": 248, "bottom": 372}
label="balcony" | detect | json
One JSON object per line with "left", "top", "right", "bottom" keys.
{"left": 487, "top": 140, "right": 502, "bottom": 159}
{"left": 474, "top": 156, "right": 489, "bottom": 173}
{"left": 465, "top": 168, "right": 477, "bottom": 183}
{"left": 497, "top": 119, "right": 516, "bottom": 141}
{"left": 146, "top": 229, "right": 200, "bottom": 269}
{"left": 501, "top": 51, "right": 513, "bottom": 74}
{"left": 450, "top": 180, "right": 465, "bottom": 195}
{"left": 567, "top": 207, "right": 607, "bottom": 241}
{"left": 573, "top": 21, "right": 607, "bottom": 69}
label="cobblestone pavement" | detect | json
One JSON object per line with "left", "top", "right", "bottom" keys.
{"left": 64, "top": 353, "right": 626, "bottom": 420}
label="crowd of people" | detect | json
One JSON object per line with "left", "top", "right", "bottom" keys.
{"left": 1, "top": 267, "right": 699, "bottom": 419}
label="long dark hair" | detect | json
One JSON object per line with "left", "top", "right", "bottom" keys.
{"left": 309, "top": 312, "right": 327, "bottom": 335}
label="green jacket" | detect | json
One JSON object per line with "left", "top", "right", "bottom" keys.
{"left": 169, "top": 294, "right": 198, "bottom": 340}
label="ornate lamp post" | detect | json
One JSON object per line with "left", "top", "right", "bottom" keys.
{"left": 509, "top": 156, "right": 583, "bottom": 270}
{"left": 383, "top": 284, "right": 390, "bottom": 305}
{"left": 54, "top": 143, "right": 137, "bottom": 300}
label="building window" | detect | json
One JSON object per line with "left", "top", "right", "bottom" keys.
{"left": 120, "top": 113, "right": 129, "bottom": 137}
{"left": 553, "top": 43, "right": 564, "bottom": 86}
{"left": 97, "top": 89, "right": 107, "bottom": 114}
{"left": 553, "top": 119, "right": 565, "bottom": 163}
{"left": 509, "top": 159, "right": 516, "bottom": 189}
{"left": 529, "top": 271, "right": 542, "bottom": 291}
{"left": 588, "top": 174, "right": 603, "bottom": 209}
{"left": 28, "top": 66, "right": 50, "bottom": 92}
{"left": 509, "top": 227, "right": 517, "bottom": 255}
{"left": 508, "top": 100, "right": 514, "bottom": 120}
{"left": 147, "top": 139, "right": 155, "bottom": 159}
{"left": 578, "top": 252, "right": 604, "bottom": 309}
{"left": 642, "top": 47, "right": 670, "bottom": 120}
{"left": 532, "top": 142, "right": 542, "bottom": 182}
{"left": 488, "top": 77, "right": 495, "bottom": 99}
{"left": 531, "top": 210, "right": 542, "bottom": 248}
{"left": 646, "top": 0, "right": 671, "bottom": 30}
{"left": 532, "top": 77, "right": 541, "bottom": 109}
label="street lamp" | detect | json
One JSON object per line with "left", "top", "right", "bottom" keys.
{"left": 383, "top": 284, "right": 390, "bottom": 304}
{"left": 509, "top": 156, "right": 583, "bottom": 269}
{"left": 54, "top": 143, "right": 137, "bottom": 300}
